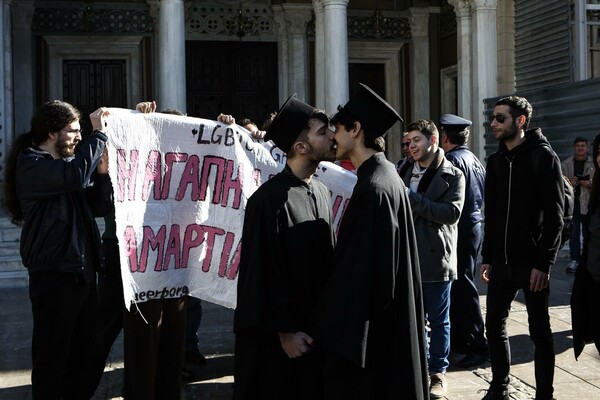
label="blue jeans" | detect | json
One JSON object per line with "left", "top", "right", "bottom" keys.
{"left": 422, "top": 281, "right": 452, "bottom": 374}
{"left": 570, "top": 201, "right": 590, "bottom": 262}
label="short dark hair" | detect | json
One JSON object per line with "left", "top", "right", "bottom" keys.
{"left": 238, "top": 118, "right": 256, "bottom": 128}
{"left": 574, "top": 136, "right": 588, "bottom": 145}
{"left": 406, "top": 119, "right": 439, "bottom": 140}
{"left": 495, "top": 96, "right": 533, "bottom": 129}
{"left": 332, "top": 106, "right": 385, "bottom": 151}
{"left": 287, "top": 109, "right": 331, "bottom": 157}
{"left": 160, "top": 108, "right": 184, "bottom": 116}
{"left": 442, "top": 127, "right": 469, "bottom": 146}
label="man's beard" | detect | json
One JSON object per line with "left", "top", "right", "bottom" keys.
{"left": 307, "top": 142, "right": 336, "bottom": 163}
{"left": 496, "top": 121, "right": 519, "bottom": 142}
{"left": 56, "top": 134, "right": 76, "bottom": 158}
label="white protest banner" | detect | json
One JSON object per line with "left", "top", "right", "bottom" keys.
{"left": 106, "top": 109, "right": 357, "bottom": 309}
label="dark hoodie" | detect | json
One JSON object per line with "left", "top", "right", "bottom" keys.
{"left": 481, "top": 128, "right": 564, "bottom": 273}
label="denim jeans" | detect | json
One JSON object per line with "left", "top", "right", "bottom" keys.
{"left": 570, "top": 200, "right": 589, "bottom": 262}
{"left": 422, "top": 280, "right": 452, "bottom": 374}
{"left": 485, "top": 264, "right": 554, "bottom": 399}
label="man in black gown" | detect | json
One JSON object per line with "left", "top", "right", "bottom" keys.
{"left": 233, "top": 94, "right": 337, "bottom": 399}
{"left": 317, "top": 83, "right": 429, "bottom": 399}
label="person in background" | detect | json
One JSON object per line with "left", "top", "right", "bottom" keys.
{"left": 561, "top": 137, "right": 594, "bottom": 273}
{"left": 439, "top": 114, "right": 489, "bottom": 369}
{"left": 3, "top": 101, "right": 110, "bottom": 400}
{"left": 122, "top": 102, "right": 188, "bottom": 400}
{"left": 399, "top": 119, "right": 465, "bottom": 399}
{"left": 233, "top": 94, "right": 336, "bottom": 399}
{"left": 318, "top": 83, "right": 428, "bottom": 399}
{"left": 396, "top": 132, "right": 413, "bottom": 173}
{"left": 571, "top": 132, "right": 600, "bottom": 360}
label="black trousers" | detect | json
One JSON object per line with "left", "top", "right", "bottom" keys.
{"left": 29, "top": 277, "right": 97, "bottom": 400}
{"left": 450, "top": 222, "right": 487, "bottom": 353}
{"left": 485, "top": 264, "right": 554, "bottom": 399}
{"left": 123, "top": 297, "right": 186, "bottom": 400}
{"left": 87, "top": 238, "right": 125, "bottom": 395}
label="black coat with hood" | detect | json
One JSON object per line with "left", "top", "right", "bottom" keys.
{"left": 481, "top": 128, "right": 564, "bottom": 273}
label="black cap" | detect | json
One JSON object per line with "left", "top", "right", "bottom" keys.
{"left": 439, "top": 114, "right": 472, "bottom": 132}
{"left": 332, "top": 83, "right": 403, "bottom": 139}
{"left": 264, "top": 94, "right": 316, "bottom": 153}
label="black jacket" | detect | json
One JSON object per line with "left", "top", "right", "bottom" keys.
{"left": 16, "top": 131, "right": 111, "bottom": 274}
{"left": 481, "top": 128, "right": 564, "bottom": 273}
{"left": 445, "top": 145, "right": 485, "bottom": 227}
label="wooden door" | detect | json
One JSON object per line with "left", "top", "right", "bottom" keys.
{"left": 186, "top": 41, "right": 278, "bottom": 129}
{"left": 63, "top": 59, "right": 127, "bottom": 135}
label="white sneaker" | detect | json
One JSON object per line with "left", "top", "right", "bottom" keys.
{"left": 566, "top": 260, "right": 578, "bottom": 273}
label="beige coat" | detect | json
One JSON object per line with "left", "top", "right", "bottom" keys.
{"left": 561, "top": 156, "right": 595, "bottom": 215}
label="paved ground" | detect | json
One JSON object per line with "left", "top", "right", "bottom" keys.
{"left": 1, "top": 247, "right": 599, "bottom": 399}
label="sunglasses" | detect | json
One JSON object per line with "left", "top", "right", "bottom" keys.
{"left": 488, "top": 114, "right": 511, "bottom": 124}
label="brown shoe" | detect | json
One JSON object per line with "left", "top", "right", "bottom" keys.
{"left": 430, "top": 372, "right": 447, "bottom": 399}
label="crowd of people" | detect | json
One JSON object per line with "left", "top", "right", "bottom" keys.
{"left": 3, "top": 86, "right": 599, "bottom": 400}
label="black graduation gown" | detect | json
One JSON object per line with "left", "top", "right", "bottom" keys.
{"left": 571, "top": 234, "right": 600, "bottom": 359}
{"left": 316, "top": 153, "right": 429, "bottom": 399}
{"left": 233, "top": 166, "right": 334, "bottom": 400}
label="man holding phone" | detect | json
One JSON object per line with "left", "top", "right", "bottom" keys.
{"left": 562, "top": 137, "right": 595, "bottom": 273}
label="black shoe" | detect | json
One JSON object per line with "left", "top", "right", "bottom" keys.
{"left": 456, "top": 349, "right": 489, "bottom": 369}
{"left": 185, "top": 348, "right": 207, "bottom": 366}
{"left": 478, "top": 388, "right": 509, "bottom": 400}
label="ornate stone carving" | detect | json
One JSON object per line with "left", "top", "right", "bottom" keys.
{"left": 308, "top": 9, "right": 411, "bottom": 40}
{"left": 32, "top": 3, "right": 153, "bottom": 33}
{"left": 186, "top": 2, "right": 274, "bottom": 38}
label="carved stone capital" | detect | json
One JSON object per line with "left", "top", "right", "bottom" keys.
{"left": 447, "top": 0, "right": 471, "bottom": 18}
{"left": 408, "top": 8, "right": 430, "bottom": 38}
{"left": 471, "top": 0, "right": 498, "bottom": 11}
{"left": 281, "top": 4, "right": 312, "bottom": 35}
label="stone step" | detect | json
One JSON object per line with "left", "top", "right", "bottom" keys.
{"left": 0, "top": 270, "right": 28, "bottom": 288}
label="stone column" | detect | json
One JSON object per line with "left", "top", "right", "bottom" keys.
{"left": 153, "top": 0, "right": 186, "bottom": 113}
{"left": 448, "top": 0, "right": 472, "bottom": 124}
{"left": 496, "top": 0, "right": 515, "bottom": 94}
{"left": 281, "top": 3, "right": 312, "bottom": 102}
{"left": 312, "top": 0, "right": 325, "bottom": 109}
{"left": 11, "top": 0, "right": 33, "bottom": 137}
{"left": 273, "top": 7, "right": 289, "bottom": 105}
{"left": 408, "top": 8, "right": 431, "bottom": 120}
{"left": 471, "top": 0, "right": 497, "bottom": 159}
{"left": 323, "top": 0, "right": 349, "bottom": 114}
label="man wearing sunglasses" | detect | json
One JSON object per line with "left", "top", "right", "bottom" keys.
{"left": 480, "top": 96, "right": 564, "bottom": 400}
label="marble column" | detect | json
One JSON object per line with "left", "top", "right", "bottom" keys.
{"left": 448, "top": 0, "right": 473, "bottom": 124}
{"left": 471, "top": 0, "right": 497, "bottom": 159}
{"left": 154, "top": 0, "right": 186, "bottom": 113}
{"left": 408, "top": 8, "right": 431, "bottom": 120}
{"left": 273, "top": 7, "right": 289, "bottom": 104}
{"left": 281, "top": 3, "right": 312, "bottom": 102}
{"left": 312, "top": 0, "right": 325, "bottom": 109}
{"left": 10, "top": 0, "right": 33, "bottom": 137}
{"left": 323, "top": 0, "right": 349, "bottom": 114}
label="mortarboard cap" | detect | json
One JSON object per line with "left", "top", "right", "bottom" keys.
{"left": 264, "top": 94, "right": 316, "bottom": 153}
{"left": 439, "top": 114, "right": 472, "bottom": 132}
{"left": 332, "top": 83, "right": 403, "bottom": 139}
